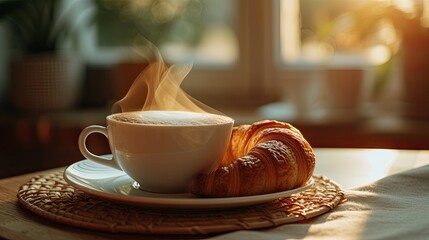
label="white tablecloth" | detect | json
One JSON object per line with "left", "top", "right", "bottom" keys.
{"left": 211, "top": 165, "right": 429, "bottom": 240}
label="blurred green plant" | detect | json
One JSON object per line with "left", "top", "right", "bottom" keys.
{"left": 94, "top": 0, "right": 204, "bottom": 48}
{"left": 0, "top": 0, "right": 88, "bottom": 54}
{"left": 317, "top": 1, "right": 429, "bottom": 98}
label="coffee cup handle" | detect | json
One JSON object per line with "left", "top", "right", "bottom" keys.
{"left": 78, "top": 125, "right": 121, "bottom": 170}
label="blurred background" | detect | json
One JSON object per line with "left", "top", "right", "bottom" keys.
{"left": 1, "top": 0, "right": 429, "bottom": 178}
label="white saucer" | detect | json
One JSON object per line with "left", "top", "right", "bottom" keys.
{"left": 64, "top": 159, "right": 314, "bottom": 209}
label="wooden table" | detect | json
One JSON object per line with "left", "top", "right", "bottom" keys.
{"left": 1, "top": 148, "right": 428, "bottom": 240}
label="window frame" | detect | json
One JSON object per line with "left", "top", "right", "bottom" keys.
{"left": 81, "top": 0, "right": 373, "bottom": 107}
{"left": 185, "top": 0, "right": 282, "bottom": 104}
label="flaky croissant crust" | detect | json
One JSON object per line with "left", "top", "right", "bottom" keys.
{"left": 189, "top": 120, "right": 316, "bottom": 197}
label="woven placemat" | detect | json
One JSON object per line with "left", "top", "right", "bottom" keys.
{"left": 17, "top": 171, "right": 345, "bottom": 235}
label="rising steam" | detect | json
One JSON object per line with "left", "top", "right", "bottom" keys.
{"left": 112, "top": 38, "right": 222, "bottom": 115}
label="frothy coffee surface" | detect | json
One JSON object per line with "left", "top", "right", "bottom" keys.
{"left": 111, "top": 111, "right": 232, "bottom": 126}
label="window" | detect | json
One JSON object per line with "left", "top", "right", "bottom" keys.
{"left": 78, "top": 0, "right": 414, "bottom": 110}
{"left": 78, "top": 0, "right": 247, "bottom": 103}
{"left": 278, "top": 0, "right": 395, "bottom": 67}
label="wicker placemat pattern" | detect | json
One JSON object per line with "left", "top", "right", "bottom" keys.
{"left": 17, "top": 171, "right": 345, "bottom": 235}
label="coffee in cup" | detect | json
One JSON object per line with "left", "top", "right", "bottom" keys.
{"left": 78, "top": 110, "right": 234, "bottom": 193}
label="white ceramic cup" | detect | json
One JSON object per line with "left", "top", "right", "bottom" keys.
{"left": 78, "top": 110, "right": 234, "bottom": 193}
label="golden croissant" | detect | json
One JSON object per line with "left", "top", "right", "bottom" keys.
{"left": 189, "top": 120, "right": 316, "bottom": 197}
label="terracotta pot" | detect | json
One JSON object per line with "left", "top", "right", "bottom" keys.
{"left": 324, "top": 68, "right": 364, "bottom": 109}
{"left": 10, "top": 54, "right": 82, "bottom": 111}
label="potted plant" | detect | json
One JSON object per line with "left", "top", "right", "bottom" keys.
{"left": 0, "top": 0, "right": 85, "bottom": 111}
{"left": 321, "top": 1, "right": 429, "bottom": 117}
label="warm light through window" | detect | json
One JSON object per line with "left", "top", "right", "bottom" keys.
{"left": 366, "top": 45, "right": 390, "bottom": 65}
{"left": 279, "top": 0, "right": 300, "bottom": 62}
{"left": 278, "top": 0, "right": 424, "bottom": 66}
{"left": 392, "top": 0, "right": 415, "bottom": 13}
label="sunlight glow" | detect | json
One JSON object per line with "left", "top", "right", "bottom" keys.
{"left": 362, "top": 149, "right": 398, "bottom": 182}
{"left": 366, "top": 45, "right": 391, "bottom": 65}
{"left": 421, "top": 0, "right": 429, "bottom": 27}
{"left": 280, "top": 0, "right": 300, "bottom": 62}
{"left": 392, "top": 0, "right": 415, "bottom": 14}
{"left": 301, "top": 41, "right": 333, "bottom": 61}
